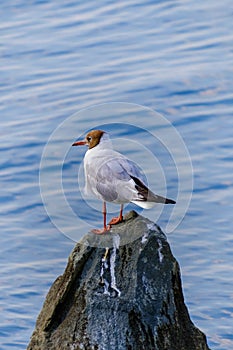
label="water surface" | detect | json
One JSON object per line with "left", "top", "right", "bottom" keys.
{"left": 1, "top": 1, "right": 233, "bottom": 349}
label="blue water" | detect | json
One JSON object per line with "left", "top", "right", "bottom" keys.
{"left": 1, "top": 1, "right": 233, "bottom": 349}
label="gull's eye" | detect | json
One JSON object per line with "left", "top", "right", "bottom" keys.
{"left": 87, "top": 136, "right": 92, "bottom": 142}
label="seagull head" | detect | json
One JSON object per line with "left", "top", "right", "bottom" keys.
{"left": 72, "top": 130, "right": 111, "bottom": 150}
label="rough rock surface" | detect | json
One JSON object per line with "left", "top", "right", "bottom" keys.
{"left": 27, "top": 211, "right": 210, "bottom": 350}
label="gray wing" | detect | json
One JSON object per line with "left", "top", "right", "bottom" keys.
{"left": 96, "top": 157, "right": 145, "bottom": 202}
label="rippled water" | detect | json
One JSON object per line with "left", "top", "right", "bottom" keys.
{"left": 1, "top": 1, "right": 233, "bottom": 349}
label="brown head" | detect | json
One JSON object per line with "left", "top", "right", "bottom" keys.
{"left": 72, "top": 130, "right": 106, "bottom": 149}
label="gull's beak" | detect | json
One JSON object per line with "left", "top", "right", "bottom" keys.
{"left": 72, "top": 140, "right": 86, "bottom": 146}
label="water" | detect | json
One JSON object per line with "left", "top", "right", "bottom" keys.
{"left": 1, "top": 1, "right": 233, "bottom": 349}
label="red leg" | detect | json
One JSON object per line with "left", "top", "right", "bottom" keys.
{"left": 108, "top": 204, "right": 124, "bottom": 225}
{"left": 103, "top": 201, "right": 107, "bottom": 230}
{"left": 91, "top": 202, "right": 111, "bottom": 235}
{"left": 119, "top": 204, "right": 123, "bottom": 221}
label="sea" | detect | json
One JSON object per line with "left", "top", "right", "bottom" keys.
{"left": 1, "top": 1, "right": 233, "bottom": 349}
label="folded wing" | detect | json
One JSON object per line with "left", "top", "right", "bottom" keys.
{"left": 94, "top": 157, "right": 176, "bottom": 206}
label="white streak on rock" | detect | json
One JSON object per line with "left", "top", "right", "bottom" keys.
{"left": 103, "top": 279, "right": 110, "bottom": 295}
{"left": 147, "top": 223, "right": 156, "bottom": 230}
{"left": 110, "top": 234, "right": 121, "bottom": 296}
{"left": 100, "top": 252, "right": 110, "bottom": 295}
{"left": 157, "top": 239, "right": 163, "bottom": 263}
{"left": 141, "top": 231, "right": 148, "bottom": 244}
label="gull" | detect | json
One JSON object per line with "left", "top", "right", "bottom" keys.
{"left": 72, "top": 130, "right": 176, "bottom": 234}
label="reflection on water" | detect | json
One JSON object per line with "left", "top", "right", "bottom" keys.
{"left": 1, "top": 1, "right": 233, "bottom": 349}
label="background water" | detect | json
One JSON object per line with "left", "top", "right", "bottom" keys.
{"left": 1, "top": 1, "right": 233, "bottom": 349}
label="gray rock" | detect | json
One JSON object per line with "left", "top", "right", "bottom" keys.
{"left": 27, "top": 211, "right": 210, "bottom": 350}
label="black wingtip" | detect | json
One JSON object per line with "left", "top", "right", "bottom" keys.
{"left": 165, "top": 198, "right": 176, "bottom": 204}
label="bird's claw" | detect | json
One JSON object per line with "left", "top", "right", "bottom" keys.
{"left": 91, "top": 225, "right": 111, "bottom": 235}
{"left": 108, "top": 216, "right": 123, "bottom": 225}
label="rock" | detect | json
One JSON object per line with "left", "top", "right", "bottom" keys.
{"left": 27, "top": 211, "right": 210, "bottom": 350}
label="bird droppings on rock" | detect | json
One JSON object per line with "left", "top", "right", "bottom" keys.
{"left": 157, "top": 239, "right": 164, "bottom": 263}
{"left": 109, "top": 234, "right": 121, "bottom": 296}
{"left": 100, "top": 251, "right": 110, "bottom": 296}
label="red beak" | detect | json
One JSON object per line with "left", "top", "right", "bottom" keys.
{"left": 72, "top": 140, "right": 86, "bottom": 146}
